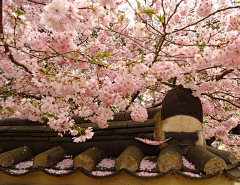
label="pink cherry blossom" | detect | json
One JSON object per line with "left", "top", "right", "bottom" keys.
{"left": 135, "top": 137, "right": 171, "bottom": 145}
{"left": 1, "top": 0, "right": 240, "bottom": 147}
{"left": 130, "top": 108, "right": 148, "bottom": 122}
{"left": 183, "top": 172, "right": 201, "bottom": 178}
{"left": 140, "top": 157, "right": 157, "bottom": 171}
{"left": 182, "top": 156, "right": 195, "bottom": 170}
{"left": 136, "top": 172, "right": 158, "bottom": 176}
{"left": 133, "top": 23, "right": 146, "bottom": 37}
{"left": 96, "top": 158, "right": 115, "bottom": 169}
{"left": 44, "top": 0, "right": 69, "bottom": 20}
{"left": 91, "top": 171, "right": 113, "bottom": 176}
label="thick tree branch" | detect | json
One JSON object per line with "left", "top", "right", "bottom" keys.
{"left": 126, "top": 90, "right": 140, "bottom": 111}
{"left": 0, "top": 0, "right": 2, "bottom": 36}
{"left": 152, "top": 35, "right": 166, "bottom": 64}
{"left": 26, "top": 0, "right": 47, "bottom": 5}
{"left": 165, "top": 0, "right": 183, "bottom": 28}
{"left": 0, "top": 90, "right": 42, "bottom": 100}
{"left": 4, "top": 44, "right": 33, "bottom": 74}
{"left": 216, "top": 69, "right": 234, "bottom": 81}
{"left": 151, "top": 101, "right": 162, "bottom": 108}
{"left": 172, "top": 5, "right": 240, "bottom": 34}
{"left": 160, "top": 81, "right": 177, "bottom": 87}
{"left": 202, "top": 93, "right": 240, "bottom": 109}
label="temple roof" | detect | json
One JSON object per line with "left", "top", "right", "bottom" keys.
{"left": 0, "top": 107, "right": 240, "bottom": 182}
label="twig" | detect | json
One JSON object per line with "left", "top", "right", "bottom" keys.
{"left": 4, "top": 44, "right": 33, "bottom": 74}
{"left": 202, "top": 93, "right": 240, "bottom": 109}
{"left": 172, "top": 5, "right": 240, "bottom": 34}
{"left": 0, "top": 0, "right": 3, "bottom": 36}
{"left": 126, "top": 90, "right": 140, "bottom": 111}
{"left": 151, "top": 101, "right": 162, "bottom": 108}
{"left": 216, "top": 69, "right": 234, "bottom": 81}
{"left": 26, "top": 0, "right": 47, "bottom": 5}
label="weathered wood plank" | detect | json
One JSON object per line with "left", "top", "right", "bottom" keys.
{"left": 33, "top": 146, "right": 66, "bottom": 168}
{"left": 0, "top": 146, "right": 34, "bottom": 167}
{"left": 185, "top": 146, "right": 227, "bottom": 174}
{"left": 115, "top": 145, "right": 143, "bottom": 172}
{"left": 165, "top": 132, "right": 198, "bottom": 142}
{"left": 206, "top": 145, "right": 239, "bottom": 164}
{"left": 73, "top": 147, "right": 105, "bottom": 171}
{"left": 157, "top": 146, "right": 182, "bottom": 172}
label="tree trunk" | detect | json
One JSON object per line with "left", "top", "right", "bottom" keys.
{"left": 73, "top": 146, "right": 105, "bottom": 171}
{"left": 115, "top": 145, "right": 143, "bottom": 172}
{"left": 157, "top": 146, "right": 182, "bottom": 172}
{"left": 33, "top": 146, "right": 66, "bottom": 168}
{"left": 0, "top": 146, "right": 34, "bottom": 167}
{"left": 185, "top": 146, "right": 227, "bottom": 174}
{"left": 206, "top": 145, "right": 239, "bottom": 164}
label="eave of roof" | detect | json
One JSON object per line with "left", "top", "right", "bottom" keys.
{"left": 0, "top": 107, "right": 239, "bottom": 182}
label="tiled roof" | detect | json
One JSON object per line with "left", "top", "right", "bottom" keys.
{"left": 0, "top": 107, "right": 240, "bottom": 182}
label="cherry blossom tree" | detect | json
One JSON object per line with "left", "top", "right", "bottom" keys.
{"left": 0, "top": 0, "right": 240, "bottom": 151}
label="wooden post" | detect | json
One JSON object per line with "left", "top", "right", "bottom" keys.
{"left": 0, "top": 146, "right": 34, "bottom": 167}
{"left": 115, "top": 145, "right": 143, "bottom": 172}
{"left": 73, "top": 147, "right": 105, "bottom": 171}
{"left": 157, "top": 146, "right": 182, "bottom": 172}
{"left": 185, "top": 146, "right": 227, "bottom": 174}
{"left": 33, "top": 146, "right": 66, "bottom": 168}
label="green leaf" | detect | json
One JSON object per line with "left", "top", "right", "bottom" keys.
{"left": 164, "top": 42, "right": 169, "bottom": 46}
{"left": 12, "top": 8, "right": 27, "bottom": 16}
{"left": 143, "top": 8, "right": 155, "bottom": 13}
{"left": 137, "top": 0, "right": 141, "bottom": 9}
{"left": 125, "top": 93, "right": 130, "bottom": 99}
{"left": 19, "top": 11, "right": 27, "bottom": 15}
{"left": 136, "top": 14, "right": 139, "bottom": 21}
{"left": 45, "top": 69, "right": 50, "bottom": 73}
{"left": 92, "top": 57, "right": 97, "bottom": 64}
{"left": 156, "top": 15, "right": 164, "bottom": 22}
{"left": 102, "top": 52, "right": 111, "bottom": 57}
{"left": 39, "top": 69, "right": 45, "bottom": 73}
{"left": 236, "top": 1, "right": 240, "bottom": 3}
{"left": 145, "top": 12, "right": 153, "bottom": 20}
{"left": 17, "top": 8, "right": 21, "bottom": 15}
{"left": 161, "top": 15, "right": 164, "bottom": 22}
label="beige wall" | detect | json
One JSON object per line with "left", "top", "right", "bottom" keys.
{"left": 0, "top": 171, "right": 234, "bottom": 185}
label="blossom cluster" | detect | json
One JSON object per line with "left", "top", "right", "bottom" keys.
{"left": 139, "top": 157, "right": 157, "bottom": 171}
{"left": 182, "top": 156, "right": 195, "bottom": 170}
{"left": 1, "top": 0, "right": 240, "bottom": 147}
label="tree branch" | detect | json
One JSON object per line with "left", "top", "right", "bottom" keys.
{"left": 202, "top": 93, "right": 240, "bottom": 109}
{"left": 126, "top": 90, "right": 140, "bottom": 111}
{"left": 151, "top": 101, "right": 162, "bottom": 108}
{"left": 26, "top": 0, "right": 47, "bottom": 5}
{"left": 4, "top": 44, "right": 33, "bottom": 74}
{"left": 0, "top": 0, "right": 3, "bottom": 36}
{"left": 165, "top": 0, "right": 183, "bottom": 28}
{"left": 172, "top": 5, "right": 240, "bottom": 34}
{"left": 216, "top": 69, "right": 234, "bottom": 81}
